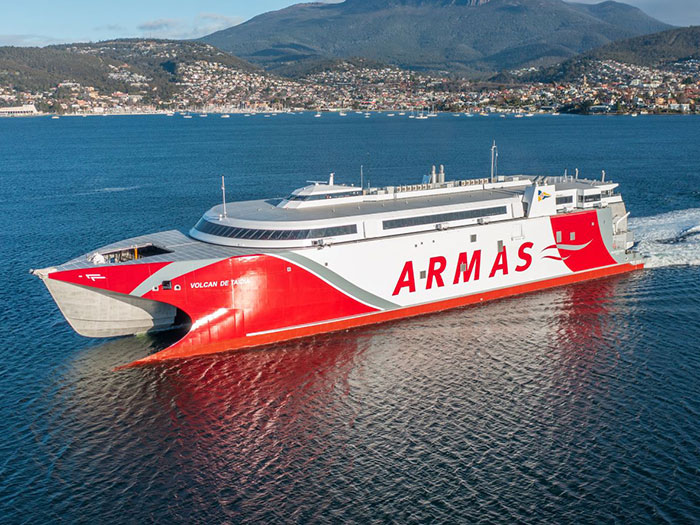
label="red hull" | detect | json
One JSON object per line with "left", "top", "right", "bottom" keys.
{"left": 124, "top": 262, "right": 643, "bottom": 368}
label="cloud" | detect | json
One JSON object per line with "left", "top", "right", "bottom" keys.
{"left": 192, "top": 13, "right": 244, "bottom": 36}
{"left": 137, "top": 18, "right": 180, "bottom": 33}
{"left": 0, "top": 34, "right": 66, "bottom": 47}
{"left": 136, "top": 13, "right": 243, "bottom": 40}
{"left": 198, "top": 13, "right": 243, "bottom": 25}
{"left": 93, "top": 24, "right": 126, "bottom": 33}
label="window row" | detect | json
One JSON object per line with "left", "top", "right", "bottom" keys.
{"left": 556, "top": 195, "right": 573, "bottom": 205}
{"left": 382, "top": 206, "right": 508, "bottom": 230}
{"left": 195, "top": 219, "right": 358, "bottom": 241}
{"left": 285, "top": 190, "right": 362, "bottom": 201}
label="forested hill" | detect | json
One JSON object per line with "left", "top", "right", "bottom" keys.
{"left": 586, "top": 25, "right": 700, "bottom": 66}
{"left": 507, "top": 26, "right": 700, "bottom": 83}
{"left": 0, "top": 40, "right": 256, "bottom": 96}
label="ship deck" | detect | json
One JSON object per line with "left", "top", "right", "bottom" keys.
{"left": 213, "top": 186, "right": 528, "bottom": 225}
{"left": 52, "top": 230, "right": 262, "bottom": 272}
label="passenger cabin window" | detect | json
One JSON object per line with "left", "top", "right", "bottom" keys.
{"left": 556, "top": 231, "right": 562, "bottom": 243}
{"left": 382, "top": 206, "right": 507, "bottom": 230}
{"left": 194, "top": 219, "right": 358, "bottom": 240}
{"left": 570, "top": 232, "right": 576, "bottom": 241}
{"left": 556, "top": 195, "right": 573, "bottom": 205}
{"left": 497, "top": 240, "right": 504, "bottom": 253}
{"left": 470, "top": 234, "right": 477, "bottom": 242}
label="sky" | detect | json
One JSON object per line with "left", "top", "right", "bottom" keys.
{"left": 0, "top": 0, "right": 698, "bottom": 47}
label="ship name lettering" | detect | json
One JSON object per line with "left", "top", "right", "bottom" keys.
{"left": 392, "top": 241, "right": 534, "bottom": 296}
{"left": 190, "top": 281, "right": 219, "bottom": 289}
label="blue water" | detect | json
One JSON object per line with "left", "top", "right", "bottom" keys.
{"left": 1, "top": 113, "right": 700, "bottom": 523}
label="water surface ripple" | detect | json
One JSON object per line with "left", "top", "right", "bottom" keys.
{"left": 1, "top": 114, "right": 700, "bottom": 523}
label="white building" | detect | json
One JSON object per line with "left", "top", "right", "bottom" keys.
{"left": 0, "top": 104, "right": 39, "bottom": 116}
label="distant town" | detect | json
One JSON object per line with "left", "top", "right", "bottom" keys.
{"left": 1, "top": 44, "right": 699, "bottom": 117}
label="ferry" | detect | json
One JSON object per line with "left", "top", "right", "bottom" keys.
{"left": 32, "top": 150, "right": 643, "bottom": 366}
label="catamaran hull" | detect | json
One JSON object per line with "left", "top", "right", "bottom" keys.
{"left": 35, "top": 208, "right": 644, "bottom": 366}
{"left": 34, "top": 268, "right": 177, "bottom": 338}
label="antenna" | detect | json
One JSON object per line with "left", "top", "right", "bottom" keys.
{"left": 490, "top": 141, "right": 498, "bottom": 183}
{"left": 575, "top": 168, "right": 579, "bottom": 179}
{"left": 360, "top": 164, "right": 364, "bottom": 190}
{"left": 601, "top": 170, "right": 606, "bottom": 182}
{"left": 329, "top": 172, "right": 334, "bottom": 185}
{"left": 221, "top": 176, "right": 227, "bottom": 218}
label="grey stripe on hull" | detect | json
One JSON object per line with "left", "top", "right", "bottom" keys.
{"left": 278, "top": 251, "right": 399, "bottom": 310}
{"left": 130, "top": 259, "right": 224, "bottom": 297}
{"left": 556, "top": 241, "right": 592, "bottom": 251}
{"left": 597, "top": 207, "right": 614, "bottom": 251}
{"left": 596, "top": 207, "right": 642, "bottom": 265}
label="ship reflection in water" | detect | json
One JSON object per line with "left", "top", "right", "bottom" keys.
{"left": 30, "top": 271, "right": 681, "bottom": 522}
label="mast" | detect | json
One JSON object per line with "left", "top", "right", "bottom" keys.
{"left": 490, "top": 140, "right": 498, "bottom": 183}
{"left": 221, "top": 175, "right": 227, "bottom": 218}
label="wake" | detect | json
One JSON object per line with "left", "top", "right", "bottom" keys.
{"left": 630, "top": 208, "right": 700, "bottom": 269}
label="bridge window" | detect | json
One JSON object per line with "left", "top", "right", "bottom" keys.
{"left": 89, "top": 243, "right": 172, "bottom": 264}
{"left": 286, "top": 190, "right": 362, "bottom": 201}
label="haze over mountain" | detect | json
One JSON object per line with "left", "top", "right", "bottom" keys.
{"left": 200, "top": 0, "right": 671, "bottom": 77}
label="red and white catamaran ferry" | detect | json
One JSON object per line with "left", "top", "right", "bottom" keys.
{"left": 33, "top": 157, "right": 644, "bottom": 366}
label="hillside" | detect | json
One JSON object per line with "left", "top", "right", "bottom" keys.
{"left": 587, "top": 25, "right": 700, "bottom": 65}
{"left": 512, "top": 25, "right": 700, "bottom": 83}
{"left": 0, "top": 40, "right": 256, "bottom": 99}
{"left": 200, "top": 0, "right": 671, "bottom": 77}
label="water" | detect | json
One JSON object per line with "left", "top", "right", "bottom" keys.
{"left": 1, "top": 113, "right": 700, "bottom": 523}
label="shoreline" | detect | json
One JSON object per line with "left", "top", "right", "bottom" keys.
{"left": 2, "top": 110, "right": 700, "bottom": 118}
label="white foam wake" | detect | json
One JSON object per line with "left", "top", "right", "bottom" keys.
{"left": 630, "top": 208, "right": 700, "bottom": 268}
{"left": 93, "top": 186, "right": 141, "bottom": 193}
{"left": 72, "top": 186, "right": 142, "bottom": 197}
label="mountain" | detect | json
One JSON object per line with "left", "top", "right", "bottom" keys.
{"left": 509, "top": 25, "right": 700, "bottom": 83}
{"left": 0, "top": 40, "right": 255, "bottom": 96}
{"left": 586, "top": 25, "right": 700, "bottom": 65}
{"left": 200, "top": 0, "right": 672, "bottom": 77}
